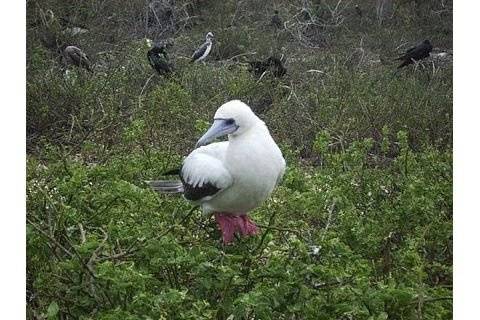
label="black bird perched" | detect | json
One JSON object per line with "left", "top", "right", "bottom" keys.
{"left": 396, "top": 40, "right": 433, "bottom": 69}
{"left": 58, "top": 44, "right": 92, "bottom": 72}
{"left": 191, "top": 32, "right": 214, "bottom": 63}
{"left": 248, "top": 57, "right": 286, "bottom": 78}
{"left": 270, "top": 10, "right": 283, "bottom": 29}
{"left": 147, "top": 45, "right": 172, "bottom": 75}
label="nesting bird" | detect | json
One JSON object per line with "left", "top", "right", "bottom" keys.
{"left": 396, "top": 40, "right": 433, "bottom": 69}
{"left": 59, "top": 45, "right": 92, "bottom": 72}
{"left": 148, "top": 100, "right": 286, "bottom": 244}
{"left": 147, "top": 44, "right": 172, "bottom": 75}
{"left": 191, "top": 32, "right": 214, "bottom": 63}
{"left": 248, "top": 57, "right": 286, "bottom": 78}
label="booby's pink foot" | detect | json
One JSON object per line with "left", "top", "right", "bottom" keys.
{"left": 214, "top": 213, "right": 259, "bottom": 244}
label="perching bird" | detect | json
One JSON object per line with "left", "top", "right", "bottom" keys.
{"left": 355, "top": 5, "right": 362, "bottom": 18}
{"left": 148, "top": 100, "right": 286, "bottom": 244}
{"left": 59, "top": 45, "right": 92, "bottom": 72}
{"left": 191, "top": 32, "right": 214, "bottom": 63}
{"left": 248, "top": 57, "right": 286, "bottom": 78}
{"left": 270, "top": 10, "right": 283, "bottom": 29}
{"left": 147, "top": 45, "right": 172, "bottom": 75}
{"left": 396, "top": 40, "right": 433, "bottom": 69}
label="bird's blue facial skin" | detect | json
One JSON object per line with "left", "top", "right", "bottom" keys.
{"left": 196, "top": 118, "right": 239, "bottom": 148}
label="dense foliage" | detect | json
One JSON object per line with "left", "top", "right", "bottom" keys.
{"left": 27, "top": 0, "right": 452, "bottom": 319}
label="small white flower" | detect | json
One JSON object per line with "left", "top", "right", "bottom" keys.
{"left": 144, "top": 38, "right": 153, "bottom": 47}
{"left": 309, "top": 245, "right": 320, "bottom": 255}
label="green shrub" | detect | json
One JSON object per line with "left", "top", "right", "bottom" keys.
{"left": 27, "top": 0, "right": 452, "bottom": 318}
{"left": 27, "top": 136, "right": 451, "bottom": 319}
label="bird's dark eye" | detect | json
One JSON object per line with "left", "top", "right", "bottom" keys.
{"left": 225, "top": 119, "right": 235, "bottom": 125}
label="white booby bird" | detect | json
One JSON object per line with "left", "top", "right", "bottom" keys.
{"left": 191, "top": 32, "right": 214, "bottom": 63}
{"left": 149, "top": 100, "right": 286, "bottom": 243}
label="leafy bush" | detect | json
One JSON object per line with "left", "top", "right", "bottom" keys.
{"left": 27, "top": 136, "right": 451, "bottom": 319}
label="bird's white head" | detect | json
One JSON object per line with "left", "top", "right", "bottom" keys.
{"left": 206, "top": 32, "right": 214, "bottom": 41}
{"left": 196, "top": 100, "right": 261, "bottom": 147}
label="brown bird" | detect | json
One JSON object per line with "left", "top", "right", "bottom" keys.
{"left": 59, "top": 45, "right": 92, "bottom": 72}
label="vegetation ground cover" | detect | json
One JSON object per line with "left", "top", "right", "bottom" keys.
{"left": 27, "top": 1, "right": 452, "bottom": 318}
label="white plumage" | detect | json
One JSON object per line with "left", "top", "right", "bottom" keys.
{"left": 181, "top": 142, "right": 232, "bottom": 195}
{"left": 183, "top": 100, "right": 285, "bottom": 214}
{"left": 191, "top": 32, "right": 214, "bottom": 63}
{"left": 150, "top": 100, "right": 285, "bottom": 243}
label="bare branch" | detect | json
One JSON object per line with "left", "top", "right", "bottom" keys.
{"left": 27, "top": 217, "right": 73, "bottom": 257}
{"left": 78, "top": 223, "right": 86, "bottom": 244}
{"left": 321, "top": 200, "right": 337, "bottom": 241}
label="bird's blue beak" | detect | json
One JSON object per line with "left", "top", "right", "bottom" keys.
{"left": 196, "top": 119, "right": 238, "bottom": 148}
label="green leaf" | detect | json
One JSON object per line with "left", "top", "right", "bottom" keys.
{"left": 46, "top": 301, "right": 59, "bottom": 319}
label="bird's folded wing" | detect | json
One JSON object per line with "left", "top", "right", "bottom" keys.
{"left": 406, "top": 46, "right": 417, "bottom": 53}
{"left": 192, "top": 42, "right": 208, "bottom": 60}
{"left": 71, "top": 48, "right": 88, "bottom": 62}
{"left": 396, "top": 46, "right": 416, "bottom": 60}
{"left": 181, "top": 148, "right": 232, "bottom": 201}
{"left": 181, "top": 145, "right": 232, "bottom": 192}
{"left": 147, "top": 53, "right": 156, "bottom": 68}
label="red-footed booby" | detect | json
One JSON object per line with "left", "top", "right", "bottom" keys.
{"left": 149, "top": 100, "right": 286, "bottom": 244}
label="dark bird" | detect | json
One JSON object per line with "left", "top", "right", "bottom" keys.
{"left": 355, "top": 5, "right": 362, "bottom": 18}
{"left": 396, "top": 40, "right": 433, "bottom": 69}
{"left": 248, "top": 57, "right": 286, "bottom": 78}
{"left": 59, "top": 45, "right": 92, "bottom": 72}
{"left": 147, "top": 45, "right": 172, "bottom": 75}
{"left": 191, "top": 32, "right": 214, "bottom": 63}
{"left": 270, "top": 10, "right": 283, "bottom": 29}
{"left": 248, "top": 60, "right": 267, "bottom": 76}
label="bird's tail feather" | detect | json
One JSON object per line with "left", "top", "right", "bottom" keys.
{"left": 146, "top": 180, "right": 184, "bottom": 193}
